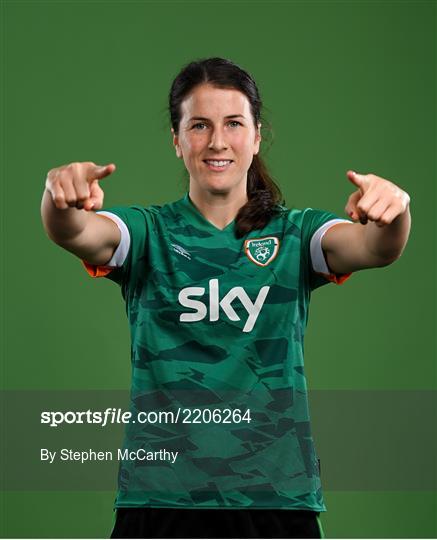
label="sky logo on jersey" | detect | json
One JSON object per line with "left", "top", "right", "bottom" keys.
{"left": 178, "top": 279, "right": 270, "bottom": 333}
{"left": 244, "top": 236, "right": 280, "bottom": 266}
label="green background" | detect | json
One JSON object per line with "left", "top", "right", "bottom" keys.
{"left": 2, "top": 0, "right": 435, "bottom": 537}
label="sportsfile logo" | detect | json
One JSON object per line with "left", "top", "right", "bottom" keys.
{"left": 178, "top": 278, "right": 270, "bottom": 333}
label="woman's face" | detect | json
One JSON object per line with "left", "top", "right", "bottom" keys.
{"left": 172, "top": 83, "right": 261, "bottom": 196}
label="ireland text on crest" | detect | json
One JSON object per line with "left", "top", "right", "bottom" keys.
{"left": 244, "top": 237, "right": 280, "bottom": 266}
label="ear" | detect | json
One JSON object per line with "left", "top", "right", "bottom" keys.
{"left": 171, "top": 128, "right": 182, "bottom": 158}
{"left": 254, "top": 122, "right": 262, "bottom": 155}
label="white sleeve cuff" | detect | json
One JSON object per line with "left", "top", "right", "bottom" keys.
{"left": 96, "top": 211, "right": 130, "bottom": 267}
{"left": 310, "top": 219, "right": 353, "bottom": 274}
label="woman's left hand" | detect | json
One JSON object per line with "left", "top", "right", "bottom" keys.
{"left": 345, "top": 170, "right": 410, "bottom": 227}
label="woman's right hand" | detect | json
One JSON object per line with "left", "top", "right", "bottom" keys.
{"left": 45, "top": 161, "right": 116, "bottom": 212}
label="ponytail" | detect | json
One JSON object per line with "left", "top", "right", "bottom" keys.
{"left": 234, "top": 155, "right": 285, "bottom": 238}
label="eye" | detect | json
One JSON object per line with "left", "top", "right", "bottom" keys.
{"left": 191, "top": 121, "right": 242, "bottom": 130}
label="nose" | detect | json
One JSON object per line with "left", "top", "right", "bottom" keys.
{"left": 208, "top": 126, "right": 228, "bottom": 151}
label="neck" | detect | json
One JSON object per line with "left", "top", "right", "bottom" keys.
{"left": 189, "top": 181, "right": 248, "bottom": 230}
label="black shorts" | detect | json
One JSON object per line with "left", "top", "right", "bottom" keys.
{"left": 110, "top": 507, "right": 325, "bottom": 539}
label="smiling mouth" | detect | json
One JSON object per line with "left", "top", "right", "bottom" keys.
{"left": 203, "top": 160, "right": 233, "bottom": 171}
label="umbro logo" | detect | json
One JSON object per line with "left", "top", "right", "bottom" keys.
{"left": 171, "top": 243, "right": 191, "bottom": 260}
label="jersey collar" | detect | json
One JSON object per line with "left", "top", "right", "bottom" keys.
{"left": 179, "top": 192, "right": 237, "bottom": 235}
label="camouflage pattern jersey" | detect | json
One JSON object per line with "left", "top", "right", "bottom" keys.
{"left": 82, "top": 192, "right": 352, "bottom": 511}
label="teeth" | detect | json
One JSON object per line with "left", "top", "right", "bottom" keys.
{"left": 206, "top": 160, "right": 231, "bottom": 167}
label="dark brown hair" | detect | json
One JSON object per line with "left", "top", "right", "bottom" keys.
{"left": 169, "top": 57, "right": 285, "bottom": 238}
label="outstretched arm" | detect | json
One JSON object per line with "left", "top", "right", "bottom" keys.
{"left": 322, "top": 170, "right": 411, "bottom": 274}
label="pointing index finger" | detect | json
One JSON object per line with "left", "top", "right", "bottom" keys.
{"left": 88, "top": 162, "right": 117, "bottom": 181}
{"left": 347, "top": 170, "right": 369, "bottom": 190}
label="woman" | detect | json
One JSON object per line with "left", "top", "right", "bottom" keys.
{"left": 41, "top": 57, "right": 411, "bottom": 539}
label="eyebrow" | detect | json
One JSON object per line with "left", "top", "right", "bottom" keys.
{"left": 188, "top": 114, "right": 245, "bottom": 122}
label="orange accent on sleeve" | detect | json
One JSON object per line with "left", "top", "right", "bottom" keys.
{"left": 81, "top": 260, "right": 114, "bottom": 278}
{"left": 316, "top": 271, "right": 352, "bottom": 285}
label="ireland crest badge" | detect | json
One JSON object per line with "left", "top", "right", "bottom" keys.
{"left": 244, "top": 236, "right": 280, "bottom": 267}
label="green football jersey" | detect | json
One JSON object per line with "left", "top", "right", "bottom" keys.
{"left": 82, "top": 192, "right": 352, "bottom": 511}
